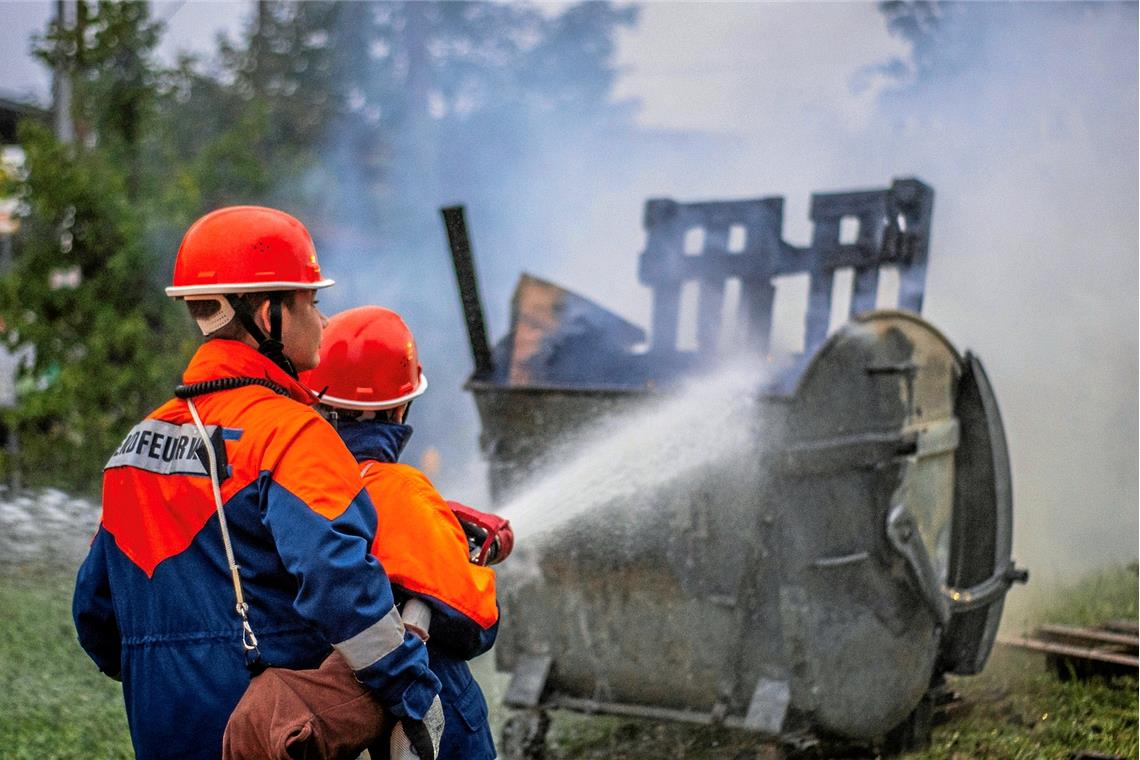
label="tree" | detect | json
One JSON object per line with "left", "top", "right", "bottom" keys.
{"left": 1, "top": 0, "right": 644, "bottom": 493}
{"left": 160, "top": 1, "right": 347, "bottom": 212}
{"left": 1, "top": 2, "right": 190, "bottom": 493}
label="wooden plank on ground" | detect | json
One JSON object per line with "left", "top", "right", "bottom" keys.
{"left": 1035, "top": 623, "right": 1138, "bottom": 650}
{"left": 997, "top": 635, "right": 1138, "bottom": 668}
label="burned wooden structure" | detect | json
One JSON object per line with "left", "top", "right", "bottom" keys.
{"left": 442, "top": 177, "right": 1027, "bottom": 755}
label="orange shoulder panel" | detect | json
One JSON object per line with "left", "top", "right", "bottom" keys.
{"left": 204, "top": 390, "right": 366, "bottom": 520}
{"left": 364, "top": 463, "right": 498, "bottom": 629}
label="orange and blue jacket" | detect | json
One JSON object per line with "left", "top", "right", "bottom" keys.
{"left": 336, "top": 418, "right": 498, "bottom": 760}
{"left": 73, "top": 340, "right": 440, "bottom": 760}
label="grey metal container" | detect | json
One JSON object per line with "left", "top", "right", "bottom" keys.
{"left": 440, "top": 178, "right": 1026, "bottom": 749}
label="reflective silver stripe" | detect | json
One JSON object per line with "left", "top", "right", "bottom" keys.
{"left": 104, "top": 418, "right": 214, "bottom": 476}
{"left": 165, "top": 279, "right": 334, "bottom": 297}
{"left": 317, "top": 374, "right": 428, "bottom": 411}
{"left": 334, "top": 606, "right": 407, "bottom": 670}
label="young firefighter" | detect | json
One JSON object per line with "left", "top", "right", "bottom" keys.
{"left": 302, "top": 305, "right": 511, "bottom": 760}
{"left": 72, "top": 208, "right": 442, "bottom": 759}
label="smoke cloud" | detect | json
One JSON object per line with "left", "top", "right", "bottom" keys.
{"left": 313, "top": 2, "right": 1135, "bottom": 586}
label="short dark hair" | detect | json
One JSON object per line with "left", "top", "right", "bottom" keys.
{"left": 186, "top": 292, "right": 297, "bottom": 341}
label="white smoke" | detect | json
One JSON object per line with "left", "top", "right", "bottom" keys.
{"left": 308, "top": 2, "right": 1135, "bottom": 586}
{"left": 531, "top": 1, "right": 1137, "bottom": 585}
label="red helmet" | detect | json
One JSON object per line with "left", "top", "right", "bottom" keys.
{"left": 165, "top": 206, "right": 334, "bottom": 297}
{"left": 303, "top": 306, "right": 428, "bottom": 410}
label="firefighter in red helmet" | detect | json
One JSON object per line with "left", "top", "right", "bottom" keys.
{"left": 303, "top": 305, "right": 513, "bottom": 760}
{"left": 73, "top": 207, "right": 443, "bottom": 759}
{"left": 164, "top": 204, "right": 334, "bottom": 375}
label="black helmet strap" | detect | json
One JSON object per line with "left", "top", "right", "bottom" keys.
{"left": 225, "top": 293, "right": 298, "bottom": 379}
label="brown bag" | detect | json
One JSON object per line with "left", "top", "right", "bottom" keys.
{"left": 222, "top": 651, "right": 389, "bottom": 760}
{"left": 185, "top": 400, "right": 390, "bottom": 760}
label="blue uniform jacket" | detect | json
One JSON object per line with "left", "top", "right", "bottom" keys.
{"left": 73, "top": 341, "right": 439, "bottom": 759}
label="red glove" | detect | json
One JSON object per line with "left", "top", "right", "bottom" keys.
{"left": 447, "top": 501, "right": 514, "bottom": 566}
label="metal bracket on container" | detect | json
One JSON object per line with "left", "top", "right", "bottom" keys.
{"left": 776, "top": 430, "right": 915, "bottom": 477}
{"left": 945, "top": 562, "right": 1029, "bottom": 612}
{"left": 812, "top": 551, "right": 870, "bottom": 569}
{"left": 886, "top": 504, "right": 950, "bottom": 626}
{"left": 742, "top": 677, "right": 791, "bottom": 735}
{"left": 504, "top": 654, "right": 553, "bottom": 709}
{"left": 865, "top": 360, "right": 918, "bottom": 377}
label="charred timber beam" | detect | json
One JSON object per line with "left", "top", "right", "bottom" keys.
{"left": 638, "top": 178, "right": 933, "bottom": 360}
{"left": 1105, "top": 619, "right": 1140, "bottom": 635}
{"left": 441, "top": 206, "right": 495, "bottom": 380}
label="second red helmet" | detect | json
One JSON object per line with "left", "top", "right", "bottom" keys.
{"left": 303, "top": 306, "right": 428, "bottom": 410}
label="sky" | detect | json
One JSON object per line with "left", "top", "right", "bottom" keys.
{"left": 0, "top": 1, "right": 249, "bottom": 102}
{"left": 0, "top": 1, "right": 1136, "bottom": 587}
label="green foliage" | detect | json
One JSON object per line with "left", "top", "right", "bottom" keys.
{"left": 33, "top": 1, "right": 164, "bottom": 171}
{"left": 912, "top": 665, "right": 1137, "bottom": 759}
{"left": 5, "top": 2, "right": 191, "bottom": 494}
{"left": 235, "top": 0, "right": 643, "bottom": 230}
{"left": 2, "top": 121, "right": 189, "bottom": 493}
{"left": 153, "top": 1, "right": 355, "bottom": 213}
{"left": 1034, "top": 562, "right": 1139, "bottom": 629}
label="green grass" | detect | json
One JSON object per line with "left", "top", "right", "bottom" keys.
{"left": 0, "top": 564, "right": 133, "bottom": 759}
{"left": 2, "top": 561, "right": 1135, "bottom": 759}
{"left": 904, "top": 562, "right": 1139, "bottom": 760}
{"left": 910, "top": 658, "right": 1137, "bottom": 760}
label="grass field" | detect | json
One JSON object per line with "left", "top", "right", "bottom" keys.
{"left": 0, "top": 564, "right": 133, "bottom": 759}
{"left": 1, "top": 561, "right": 1135, "bottom": 759}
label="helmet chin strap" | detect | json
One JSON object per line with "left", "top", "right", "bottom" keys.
{"left": 225, "top": 293, "right": 298, "bottom": 378}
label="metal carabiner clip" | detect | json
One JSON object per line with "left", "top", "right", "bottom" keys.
{"left": 241, "top": 618, "right": 259, "bottom": 651}
{"left": 235, "top": 602, "right": 259, "bottom": 651}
